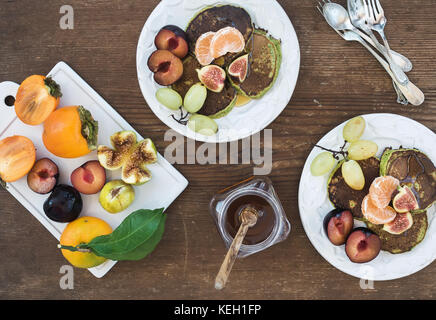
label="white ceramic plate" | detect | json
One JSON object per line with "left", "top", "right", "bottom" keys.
{"left": 298, "top": 114, "right": 436, "bottom": 280}
{"left": 0, "top": 62, "right": 188, "bottom": 278}
{"left": 136, "top": 0, "right": 300, "bottom": 143}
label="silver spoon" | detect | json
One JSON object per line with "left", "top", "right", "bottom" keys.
{"left": 323, "top": 2, "right": 412, "bottom": 72}
{"left": 321, "top": 3, "right": 424, "bottom": 106}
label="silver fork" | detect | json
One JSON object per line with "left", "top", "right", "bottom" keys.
{"left": 363, "top": 0, "right": 409, "bottom": 85}
{"left": 317, "top": 2, "right": 424, "bottom": 106}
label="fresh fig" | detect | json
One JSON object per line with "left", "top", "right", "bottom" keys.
{"left": 197, "top": 65, "right": 226, "bottom": 93}
{"left": 393, "top": 186, "right": 419, "bottom": 213}
{"left": 383, "top": 212, "right": 413, "bottom": 235}
{"left": 228, "top": 54, "right": 249, "bottom": 82}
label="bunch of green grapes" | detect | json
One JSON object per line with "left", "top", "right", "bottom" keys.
{"left": 310, "top": 116, "right": 378, "bottom": 190}
{"left": 156, "top": 84, "right": 218, "bottom": 136}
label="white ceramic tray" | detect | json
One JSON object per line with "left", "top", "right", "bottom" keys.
{"left": 299, "top": 114, "right": 436, "bottom": 281}
{"left": 0, "top": 62, "right": 188, "bottom": 278}
{"left": 136, "top": 0, "right": 300, "bottom": 143}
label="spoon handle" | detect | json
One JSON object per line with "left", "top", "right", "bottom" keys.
{"left": 215, "top": 223, "right": 250, "bottom": 290}
{"left": 353, "top": 28, "right": 412, "bottom": 72}
{"left": 357, "top": 36, "right": 425, "bottom": 106}
{"left": 364, "top": 27, "right": 409, "bottom": 85}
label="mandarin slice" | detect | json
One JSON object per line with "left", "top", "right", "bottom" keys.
{"left": 209, "top": 27, "right": 245, "bottom": 59}
{"left": 369, "top": 176, "right": 400, "bottom": 208}
{"left": 361, "top": 195, "right": 397, "bottom": 225}
{"left": 195, "top": 31, "right": 215, "bottom": 66}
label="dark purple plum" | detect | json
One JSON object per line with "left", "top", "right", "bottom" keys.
{"left": 345, "top": 228, "right": 381, "bottom": 263}
{"left": 43, "top": 185, "right": 82, "bottom": 223}
{"left": 27, "top": 158, "right": 59, "bottom": 194}
{"left": 154, "top": 26, "right": 188, "bottom": 58}
{"left": 323, "top": 209, "right": 354, "bottom": 245}
{"left": 162, "top": 25, "right": 188, "bottom": 41}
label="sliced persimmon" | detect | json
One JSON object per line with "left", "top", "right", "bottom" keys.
{"left": 0, "top": 136, "right": 36, "bottom": 183}
{"left": 15, "top": 75, "right": 62, "bottom": 125}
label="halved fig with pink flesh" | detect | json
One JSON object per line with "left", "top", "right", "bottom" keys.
{"left": 393, "top": 186, "right": 419, "bottom": 213}
{"left": 228, "top": 54, "right": 249, "bottom": 82}
{"left": 383, "top": 212, "right": 413, "bottom": 235}
{"left": 197, "top": 65, "right": 226, "bottom": 93}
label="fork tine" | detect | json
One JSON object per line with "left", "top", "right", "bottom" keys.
{"left": 375, "top": 0, "right": 384, "bottom": 15}
{"left": 367, "top": 0, "right": 374, "bottom": 20}
{"left": 370, "top": 0, "right": 377, "bottom": 16}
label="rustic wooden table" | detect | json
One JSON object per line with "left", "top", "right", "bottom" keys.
{"left": 0, "top": 0, "right": 435, "bottom": 300}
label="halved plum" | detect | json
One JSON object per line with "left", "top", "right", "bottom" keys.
{"left": 345, "top": 228, "right": 381, "bottom": 263}
{"left": 71, "top": 161, "right": 106, "bottom": 195}
{"left": 323, "top": 209, "right": 354, "bottom": 245}
{"left": 155, "top": 26, "right": 188, "bottom": 58}
{"left": 27, "top": 158, "right": 59, "bottom": 194}
{"left": 147, "top": 50, "right": 183, "bottom": 86}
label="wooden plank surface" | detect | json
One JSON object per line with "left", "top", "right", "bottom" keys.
{"left": 0, "top": 0, "right": 435, "bottom": 299}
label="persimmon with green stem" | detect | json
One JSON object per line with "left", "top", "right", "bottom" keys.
{"left": 15, "top": 75, "right": 62, "bottom": 125}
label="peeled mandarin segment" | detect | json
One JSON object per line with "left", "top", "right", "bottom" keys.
{"left": 210, "top": 27, "right": 245, "bottom": 59}
{"left": 195, "top": 32, "right": 215, "bottom": 66}
{"left": 362, "top": 195, "right": 397, "bottom": 225}
{"left": 369, "top": 176, "right": 400, "bottom": 208}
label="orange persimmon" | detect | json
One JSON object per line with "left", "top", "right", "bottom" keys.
{"left": 15, "top": 75, "right": 62, "bottom": 125}
{"left": 0, "top": 136, "right": 36, "bottom": 183}
{"left": 43, "top": 106, "right": 98, "bottom": 159}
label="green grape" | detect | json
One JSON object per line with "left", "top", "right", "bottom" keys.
{"left": 348, "top": 140, "right": 378, "bottom": 160}
{"left": 343, "top": 116, "right": 366, "bottom": 142}
{"left": 187, "top": 114, "right": 218, "bottom": 136}
{"left": 310, "top": 152, "right": 336, "bottom": 176}
{"left": 184, "top": 83, "right": 207, "bottom": 113}
{"left": 156, "top": 88, "right": 182, "bottom": 110}
{"left": 342, "top": 160, "right": 365, "bottom": 190}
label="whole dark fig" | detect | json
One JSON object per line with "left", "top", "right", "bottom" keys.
{"left": 43, "top": 185, "right": 82, "bottom": 223}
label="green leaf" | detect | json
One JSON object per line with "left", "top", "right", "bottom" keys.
{"left": 82, "top": 208, "right": 166, "bottom": 261}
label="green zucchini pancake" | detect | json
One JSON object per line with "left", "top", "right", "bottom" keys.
{"left": 186, "top": 5, "right": 254, "bottom": 57}
{"left": 328, "top": 157, "right": 380, "bottom": 220}
{"left": 380, "top": 148, "right": 436, "bottom": 212}
{"left": 228, "top": 29, "right": 282, "bottom": 99}
{"left": 367, "top": 211, "right": 428, "bottom": 254}
{"left": 328, "top": 148, "right": 435, "bottom": 254}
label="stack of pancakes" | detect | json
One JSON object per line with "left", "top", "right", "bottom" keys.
{"left": 172, "top": 5, "right": 281, "bottom": 119}
{"left": 328, "top": 149, "right": 436, "bottom": 254}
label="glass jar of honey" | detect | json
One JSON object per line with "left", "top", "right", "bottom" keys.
{"left": 209, "top": 176, "right": 290, "bottom": 258}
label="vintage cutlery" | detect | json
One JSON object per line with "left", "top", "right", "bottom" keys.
{"left": 324, "top": 1, "right": 411, "bottom": 72}
{"left": 318, "top": 2, "right": 425, "bottom": 106}
{"left": 348, "top": 0, "right": 409, "bottom": 85}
